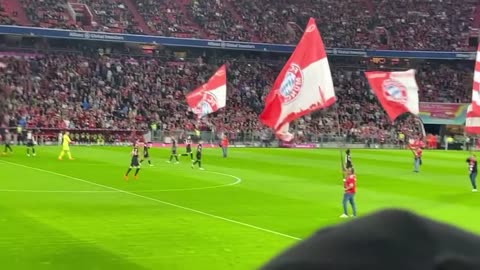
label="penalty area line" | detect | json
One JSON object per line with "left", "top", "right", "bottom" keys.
{"left": 0, "top": 160, "right": 302, "bottom": 241}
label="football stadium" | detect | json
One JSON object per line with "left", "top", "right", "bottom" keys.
{"left": 2, "top": 0, "right": 480, "bottom": 269}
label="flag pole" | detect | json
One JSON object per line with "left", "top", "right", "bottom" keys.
{"left": 334, "top": 103, "right": 345, "bottom": 178}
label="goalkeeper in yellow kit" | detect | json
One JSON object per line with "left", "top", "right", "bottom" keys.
{"left": 58, "top": 131, "right": 74, "bottom": 160}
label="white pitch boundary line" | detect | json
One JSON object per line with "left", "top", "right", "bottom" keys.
{"left": 0, "top": 171, "right": 242, "bottom": 193}
{"left": 0, "top": 189, "right": 115, "bottom": 193}
{"left": 0, "top": 160, "right": 301, "bottom": 241}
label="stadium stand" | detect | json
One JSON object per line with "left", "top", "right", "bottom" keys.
{"left": 4, "top": 0, "right": 477, "bottom": 50}
{"left": 189, "top": 0, "right": 254, "bottom": 41}
{"left": 79, "top": 0, "right": 143, "bottom": 34}
{"left": 0, "top": 0, "right": 17, "bottom": 25}
{"left": 133, "top": 0, "right": 202, "bottom": 38}
{"left": 21, "top": 0, "right": 75, "bottom": 29}
{"left": 1, "top": 49, "right": 467, "bottom": 143}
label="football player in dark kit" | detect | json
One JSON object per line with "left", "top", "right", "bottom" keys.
{"left": 167, "top": 138, "right": 179, "bottom": 164}
{"left": 140, "top": 142, "right": 153, "bottom": 166}
{"left": 191, "top": 143, "right": 204, "bottom": 170}
{"left": 345, "top": 149, "right": 353, "bottom": 172}
{"left": 124, "top": 142, "right": 141, "bottom": 180}
{"left": 466, "top": 154, "right": 478, "bottom": 192}
{"left": 181, "top": 136, "right": 194, "bottom": 161}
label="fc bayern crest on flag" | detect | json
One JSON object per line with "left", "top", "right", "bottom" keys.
{"left": 365, "top": 69, "right": 419, "bottom": 122}
{"left": 186, "top": 64, "right": 227, "bottom": 119}
{"left": 382, "top": 79, "right": 408, "bottom": 104}
{"left": 279, "top": 63, "right": 303, "bottom": 104}
{"left": 259, "top": 18, "right": 336, "bottom": 141}
{"left": 195, "top": 92, "right": 219, "bottom": 117}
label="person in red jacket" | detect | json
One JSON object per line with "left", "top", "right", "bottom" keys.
{"left": 411, "top": 146, "right": 422, "bottom": 173}
{"left": 340, "top": 168, "right": 357, "bottom": 218}
{"left": 221, "top": 135, "right": 229, "bottom": 158}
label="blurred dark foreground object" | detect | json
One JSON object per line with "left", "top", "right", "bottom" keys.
{"left": 261, "top": 209, "right": 480, "bottom": 270}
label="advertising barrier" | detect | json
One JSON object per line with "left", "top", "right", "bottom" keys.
{"left": 0, "top": 25, "right": 475, "bottom": 59}
{"left": 418, "top": 102, "right": 469, "bottom": 125}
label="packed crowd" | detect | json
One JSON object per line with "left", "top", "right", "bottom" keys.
{"left": 1, "top": 0, "right": 475, "bottom": 50}
{"left": 0, "top": 51, "right": 473, "bottom": 143}
{"left": 370, "top": 0, "right": 474, "bottom": 51}
{"left": 189, "top": 0, "right": 253, "bottom": 41}
{"left": 79, "top": 0, "right": 142, "bottom": 34}
{"left": 22, "top": 0, "right": 74, "bottom": 29}
{"left": 417, "top": 63, "right": 473, "bottom": 103}
{"left": 133, "top": 0, "right": 200, "bottom": 37}
{"left": 0, "top": 0, "right": 17, "bottom": 25}
{"left": 227, "top": 0, "right": 476, "bottom": 50}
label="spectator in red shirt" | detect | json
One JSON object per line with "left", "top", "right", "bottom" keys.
{"left": 221, "top": 134, "right": 229, "bottom": 158}
{"left": 341, "top": 168, "right": 357, "bottom": 218}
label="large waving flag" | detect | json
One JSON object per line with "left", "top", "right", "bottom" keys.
{"left": 259, "top": 18, "right": 336, "bottom": 142}
{"left": 466, "top": 104, "right": 480, "bottom": 134}
{"left": 186, "top": 64, "right": 227, "bottom": 118}
{"left": 365, "top": 69, "right": 419, "bottom": 122}
{"left": 471, "top": 44, "right": 480, "bottom": 114}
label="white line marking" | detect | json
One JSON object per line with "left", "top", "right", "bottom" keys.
{"left": 0, "top": 171, "right": 242, "bottom": 193}
{"left": 0, "top": 160, "right": 301, "bottom": 241}
{"left": 0, "top": 189, "right": 115, "bottom": 193}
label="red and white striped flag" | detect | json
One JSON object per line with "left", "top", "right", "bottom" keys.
{"left": 472, "top": 44, "right": 480, "bottom": 114}
{"left": 466, "top": 104, "right": 480, "bottom": 134}
{"left": 259, "top": 18, "right": 336, "bottom": 142}
{"left": 186, "top": 65, "right": 227, "bottom": 118}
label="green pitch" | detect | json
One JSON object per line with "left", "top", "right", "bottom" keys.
{"left": 1, "top": 146, "right": 479, "bottom": 269}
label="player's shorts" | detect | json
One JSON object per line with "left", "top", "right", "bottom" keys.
{"left": 196, "top": 154, "right": 202, "bottom": 160}
{"left": 171, "top": 149, "right": 177, "bottom": 155}
{"left": 27, "top": 140, "right": 34, "bottom": 147}
{"left": 144, "top": 153, "right": 149, "bottom": 158}
{"left": 186, "top": 145, "right": 192, "bottom": 153}
{"left": 130, "top": 156, "right": 140, "bottom": 167}
{"left": 62, "top": 146, "right": 70, "bottom": 151}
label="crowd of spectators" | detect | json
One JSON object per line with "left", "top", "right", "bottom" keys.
{"left": 0, "top": 0, "right": 17, "bottom": 25}
{"left": 5, "top": 0, "right": 478, "bottom": 50}
{"left": 416, "top": 62, "right": 472, "bottom": 103}
{"left": 133, "top": 0, "right": 201, "bottom": 38}
{"left": 225, "top": 0, "right": 476, "bottom": 50}
{"left": 79, "top": 0, "right": 142, "bottom": 34}
{"left": 189, "top": 0, "right": 253, "bottom": 41}
{"left": 0, "top": 50, "right": 473, "bottom": 143}
{"left": 21, "top": 0, "right": 74, "bottom": 29}
{"left": 370, "top": 0, "right": 474, "bottom": 51}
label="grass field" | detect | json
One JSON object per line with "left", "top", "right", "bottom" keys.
{"left": 1, "top": 146, "right": 480, "bottom": 269}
